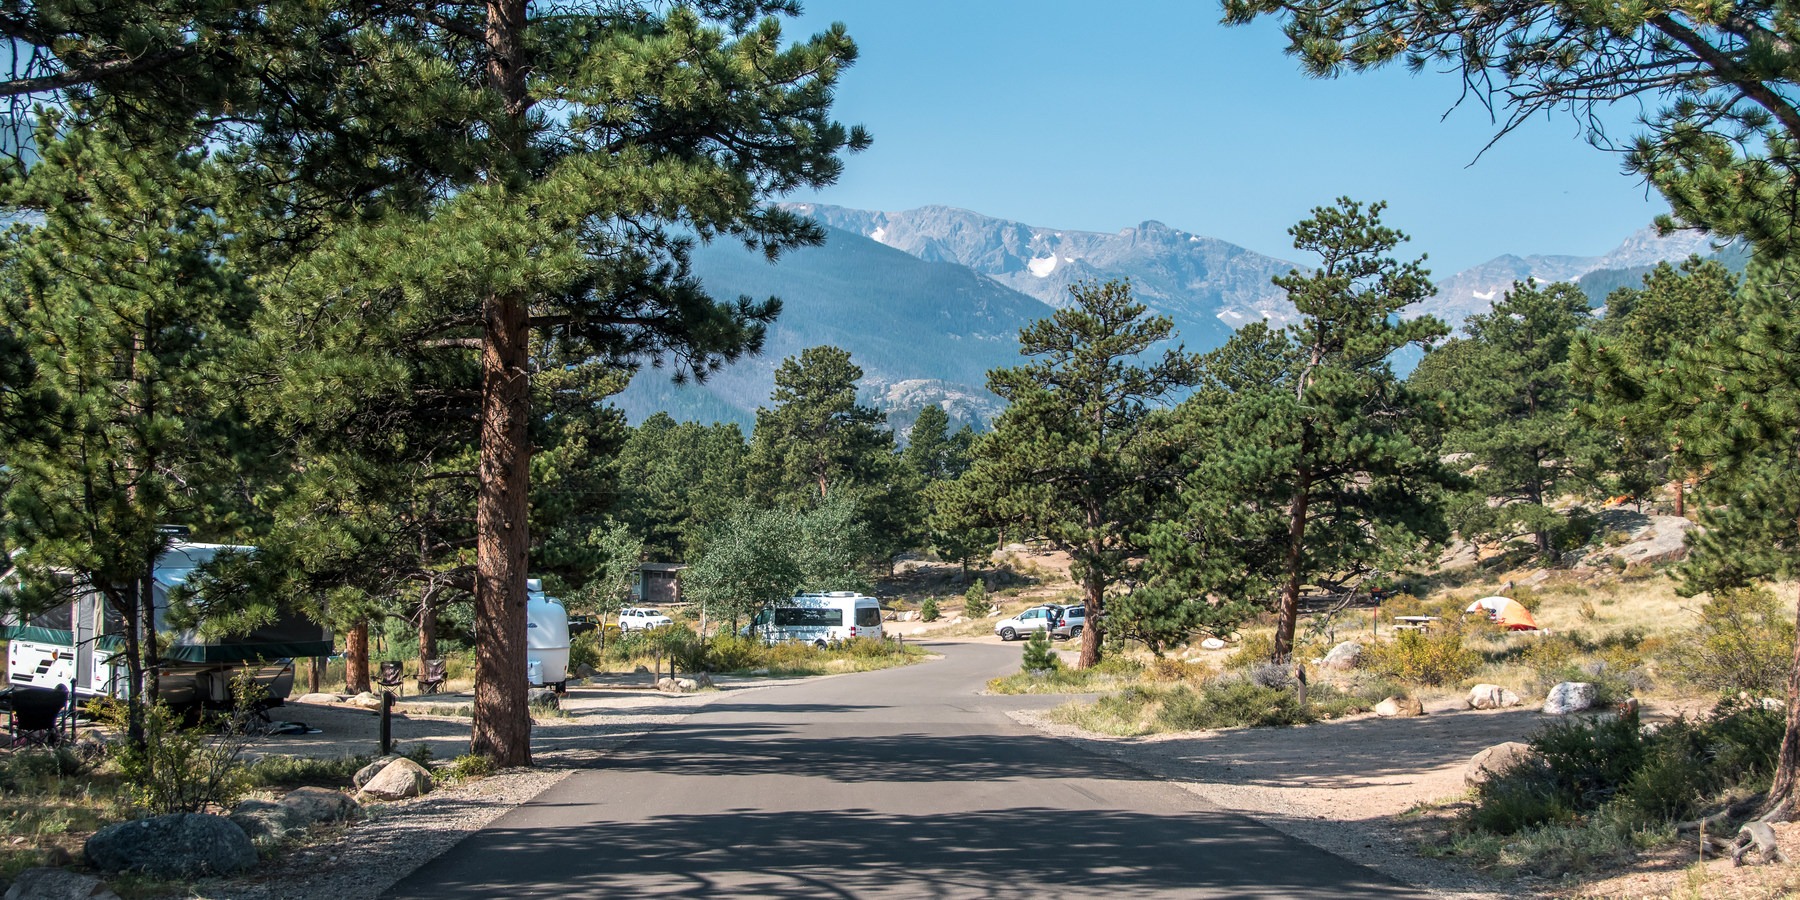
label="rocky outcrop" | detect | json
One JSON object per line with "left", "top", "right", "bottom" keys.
{"left": 1467, "top": 684, "right": 1523, "bottom": 710}
{"left": 3, "top": 868, "right": 121, "bottom": 900}
{"left": 1319, "top": 641, "right": 1362, "bottom": 671}
{"left": 359, "top": 758, "right": 434, "bottom": 801}
{"left": 1466, "top": 742, "right": 1537, "bottom": 788}
{"left": 84, "top": 812, "right": 257, "bottom": 878}
{"left": 1374, "top": 696, "right": 1425, "bottom": 718}
{"left": 1543, "top": 682, "right": 1598, "bottom": 715}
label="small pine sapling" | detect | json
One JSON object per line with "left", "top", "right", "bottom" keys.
{"left": 1022, "top": 629, "right": 1059, "bottom": 673}
{"left": 963, "top": 581, "right": 991, "bottom": 618}
{"left": 921, "top": 596, "right": 940, "bottom": 622}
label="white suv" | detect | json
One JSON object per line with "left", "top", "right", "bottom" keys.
{"left": 618, "top": 607, "right": 673, "bottom": 631}
{"left": 994, "top": 605, "right": 1061, "bottom": 641}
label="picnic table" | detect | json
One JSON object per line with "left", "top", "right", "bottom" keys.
{"left": 1392, "top": 615, "right": 1441, "bottom": 633}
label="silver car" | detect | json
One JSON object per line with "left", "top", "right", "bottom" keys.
{"left": 1052, "top": 604, "right": 1086, "bottom": 640}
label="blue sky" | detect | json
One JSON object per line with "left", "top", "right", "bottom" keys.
{"left": 789, "top": 1, "right": 1669, "bottom": 276}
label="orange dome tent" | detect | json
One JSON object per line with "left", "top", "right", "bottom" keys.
{"left": 1465, "top": 596, "right": 1539, "bottom": 631}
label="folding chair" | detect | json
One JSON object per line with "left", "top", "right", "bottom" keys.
{"left": 416, "top": 659, "right": 447, "bottom": 695}
{"left": 2, "top": 685, "right": 68, "bottom": 749}
{"left": 375, "top": 661, "right": 406, "bottom": 697}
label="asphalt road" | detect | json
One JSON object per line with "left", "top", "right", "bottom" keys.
{"left": 385, "top": 642, "right": 1425, "bottom": 899}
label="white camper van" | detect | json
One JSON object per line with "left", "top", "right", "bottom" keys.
{"left": 2, "top": 542, "right": 330, "bottom": 706}
{"left": 745, "top": 591, "right": 884, "bottom": 647}
{"left": 525, "top": 579, "right": 571, "bottom": 692}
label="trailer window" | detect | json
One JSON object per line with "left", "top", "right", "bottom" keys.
{"left": 775, "top": 608, "right": 842, "bottom": 627}
{"left": 854, "top": 607, "right": 881, "bottom": 628}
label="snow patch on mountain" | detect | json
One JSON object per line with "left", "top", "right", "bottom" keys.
{"left": 1028, "top": 255, "right": 1057, "bottom": 277}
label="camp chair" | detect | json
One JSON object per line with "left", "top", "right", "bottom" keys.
{"left": 416, "top": 659, "right": 447, "bottom": 695}
{"left": 375, "top": 661, "right": 406, "bottom": 697}
{"left": 1, "top": 685, "right": 68, "bottom": 749}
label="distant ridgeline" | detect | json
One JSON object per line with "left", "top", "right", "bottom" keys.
{"left": 614, "top": 204, "right": 1725, "bottom": 429}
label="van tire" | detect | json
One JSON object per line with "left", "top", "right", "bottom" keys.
{"left": 999, "top": 627, "right": 1016, "bottom": 642}
{"left": 814, "top": 639, "right": 827, "bottom": 649}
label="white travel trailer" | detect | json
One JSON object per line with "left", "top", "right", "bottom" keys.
{"left": 744, "top": 591, "right": 884, "bottom": 647}
{"left": 526, "top": 579, "right": 571, "bottom": 692}
{"left": 2, "top": 542, "right": 331, "bottom": 706}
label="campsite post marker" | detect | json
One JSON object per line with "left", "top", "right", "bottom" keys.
{"left": 380, "top": 691, "right": 394, "bottom": 755}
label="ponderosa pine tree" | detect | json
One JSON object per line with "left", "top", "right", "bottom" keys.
{"left": 615, "top": 413, "right": 749, "bottom": 562}
{"left": 1159, "top": 200, "right": 1450, "bottom": 665}
{"left": 943, "top": 279, "right": 1200, "bottom": 669}
{"left": 1410, "top": 281, "right": 1599, "bottom": 554}
{"left": 1223, "top": 0, "right": 1800, "bottom": 814}
{"left": 750, "top": 346, "right": 894, "bottom": 504}
{"left": 0, "top": 124, "right": 256, "bottom": 745}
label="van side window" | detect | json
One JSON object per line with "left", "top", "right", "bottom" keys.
{"left": 854, "top": 607, "right": 881, "bottom": 627}
{"left": 775, "top": 608, "right": 843, "bottom": 627}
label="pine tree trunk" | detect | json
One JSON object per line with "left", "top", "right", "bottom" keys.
{"left": 138, "top": 571, "right": 160, "bottom": 707}
{"left": 1273, "top": 473, "right": 1312, "bottom": 664}
{"left": 345, "top": 619, "right": 371, "bottom": 694}
{"left": 1078, "top": 569, "right": 1103, "bottom": 669}
{"left": 115, "top": 586, "right": 146, "bottom": 748}
{"left": 470, "top": 288, "right": 533, "bottom": 765}
{"left": 419, "top": 591, "right": 439, "bottom": 665}
{"left": 1760, "top": 551, "right": 1800, "bottom": 821}
{"left": 466, "top": 0, "right": 534, "bottom": 768}
{"left": 1673, "top": 479, "right": 1686, "bottom": 518}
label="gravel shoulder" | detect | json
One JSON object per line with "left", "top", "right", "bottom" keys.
{"left": 1008, "top": 698, "right": 1578, "bottom": 900}
{"left": 190, "top": 674, "right": 808, "bottom": 900}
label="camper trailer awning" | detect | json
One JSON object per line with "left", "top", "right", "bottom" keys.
{"left": 0, "top": 626, "right": 328, "bottom": 662}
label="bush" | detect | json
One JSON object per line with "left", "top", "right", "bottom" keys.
{"left": 114, "top": 701, "right": 254, "bottom": 814}
{"left": 440, "top": 754, "right": 496, "bottom": 782}
{"left": 1021, "top": 629, "right": 1059, "bottom": 672}
{"left": 963, "top": 581, "right": 991, "bottom": 618}
{"left": 1665, "top": 585, "right": 1795, "bottom": 696}
{"left": 1156, "top": 677, "right": 1308, "bottom": 731}
{"left": 703, "top": 634, "right": 765, "bottom": 672}
{"left": 1224, "top": 631, "right": 1274, "bottom": 669}
{"left": 920, "top": 597, "right": 940, "bottom": 622}
{"left": 1364, "top": 630, "right": 1479, "bottom": 686}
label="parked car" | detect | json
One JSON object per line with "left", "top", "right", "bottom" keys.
{"left": 617, "top": 607, "right": 673, "bottom": 631}
{"left": 1052, "top": 604, "right": 1087, "bottom": 640}
{"left": 994, "top": 605, "right": 1063, "bottom": 641}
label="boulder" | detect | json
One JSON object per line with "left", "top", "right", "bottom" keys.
{"left": 359, "top": 757, "right": 434, "bottom": 801}
{"left": 657, "top": 677, "right": 705, "bottom": 693}
{"left": 84, "top": 812, "right": 257, "bottom": 878}
{"left": 349, "top": 691, "right": 383, "bottom": 709}
{"left": 1199, "top": 637, "right": 1227, "bottom": 651}
{"left": 1467, "top": 684, "right": 1523, "bottom": 710}
{"left": 228, "top": 799, "right": 306, "bottom": 852}
{"left": 1320, "top": 641, "right": 1363, "bottom": 671}
{"left": 295, "top": 692, "right": 345, "bottom": 705}
{"left": 573, "top": 663, "right": 598, "bottom": 678}
{"left": 3, "top": 868, "right": 121, "bottom": 900}
{"left": 633, "top": 664, "right": 651, "bottom": 674}
{"left": 688, "top": 672, "right": 714, "bottom": 689}
{"left": 354, "top": 755, "right": 403, "bottom": 789}
{"left": 1543, "top": 682, "right": 1597, "bottom": 715}
{"left": 279, "top": 786, "right": 360, "bottom": 824}
{"left": 526, "top": 688, "right": 559, "bottom": 709}
{"left": 1374, "top": 696, "right": 1425, "bottom": 718}
{"left": 1466, "top": 741, "right": 1537, "bottom": 788}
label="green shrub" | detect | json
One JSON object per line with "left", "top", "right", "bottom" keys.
{"left": 1666, "top": 585, "right": 1795, "bottom": 696}
{"left": 1365, "top": 630, "right": 1479, "bottom": 686}
{"left": 243, "top": 754, "right": 367, "bottom": 789}
{"left": 1156, "top": 678, "right": 1308, "bottom": 731}
{"left": 115, "top": 701, "right": 254, "bottom": 814}
{"left": 569, "top": 630, "right": 601, "bottom": 671}
{"left": 920, "top": 597, "right": 940, "bottom": 622}
{"left": 440, "top": 754, "right": 496, "bottom": 782}
{"left": 1224, "top": 631, "right": 1274, "bottom": 669}
{"left": 704, "top": 634, "right": 765, "bottom": 672}
{"left": 1021, "top": 629, "right": 1059, "bottom": 672}
{"left": 963, "top": 581, "right": 991, "bottom": 618}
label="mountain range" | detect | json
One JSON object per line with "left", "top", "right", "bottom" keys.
{"left": 613, "top": 204, "right": 1721, "bottom": 433}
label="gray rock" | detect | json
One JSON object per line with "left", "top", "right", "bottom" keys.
{"left": 354, "top": 755, "right": 403, "bottom": 789}
{"left": 1466, "top": 741, "right": 1537, "bottom": 788}
{"left": 527, "top": 688, "right": 559, "bottom": 709}
{"left": 1374, "top": 696, "right": 1425, "bottom": 718}
{"left": 1468, "top": 684, "right": 1523, "bottom": 710}
{"left": 349, "top": 691, "right": 383, "bottom": 709}
{"left": 84, "top": 812, "right": 257, "bottom": 878}
{"left": 295, "top": 692, "right": 346, "bottom": 704}
{"left": 3, "top": 868, "right": 121, "bottom": 900}
{"left": 689, "top": 672, "right": 714, "bottom": 689}
{"left": 279, "top": 786, "right": 360, "bottom": 824}
{"left": 359, "top": 757, "right": 434, "bottom": 801}
{"left": 573, "top": 663, "right": 597, "bottom": 678}
{"left": 1320, "top": 641, "right": 1363, "bottom": 671}
{"left": 228, "top": 799, "right": 305, "bottom": 853}
{"left": 1543, "top": 681, "right": 1597, "bottom": 715}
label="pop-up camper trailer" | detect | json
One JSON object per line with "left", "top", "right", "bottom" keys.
{"left": 2, "top": 542, "right": 331, "bottom": 706}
